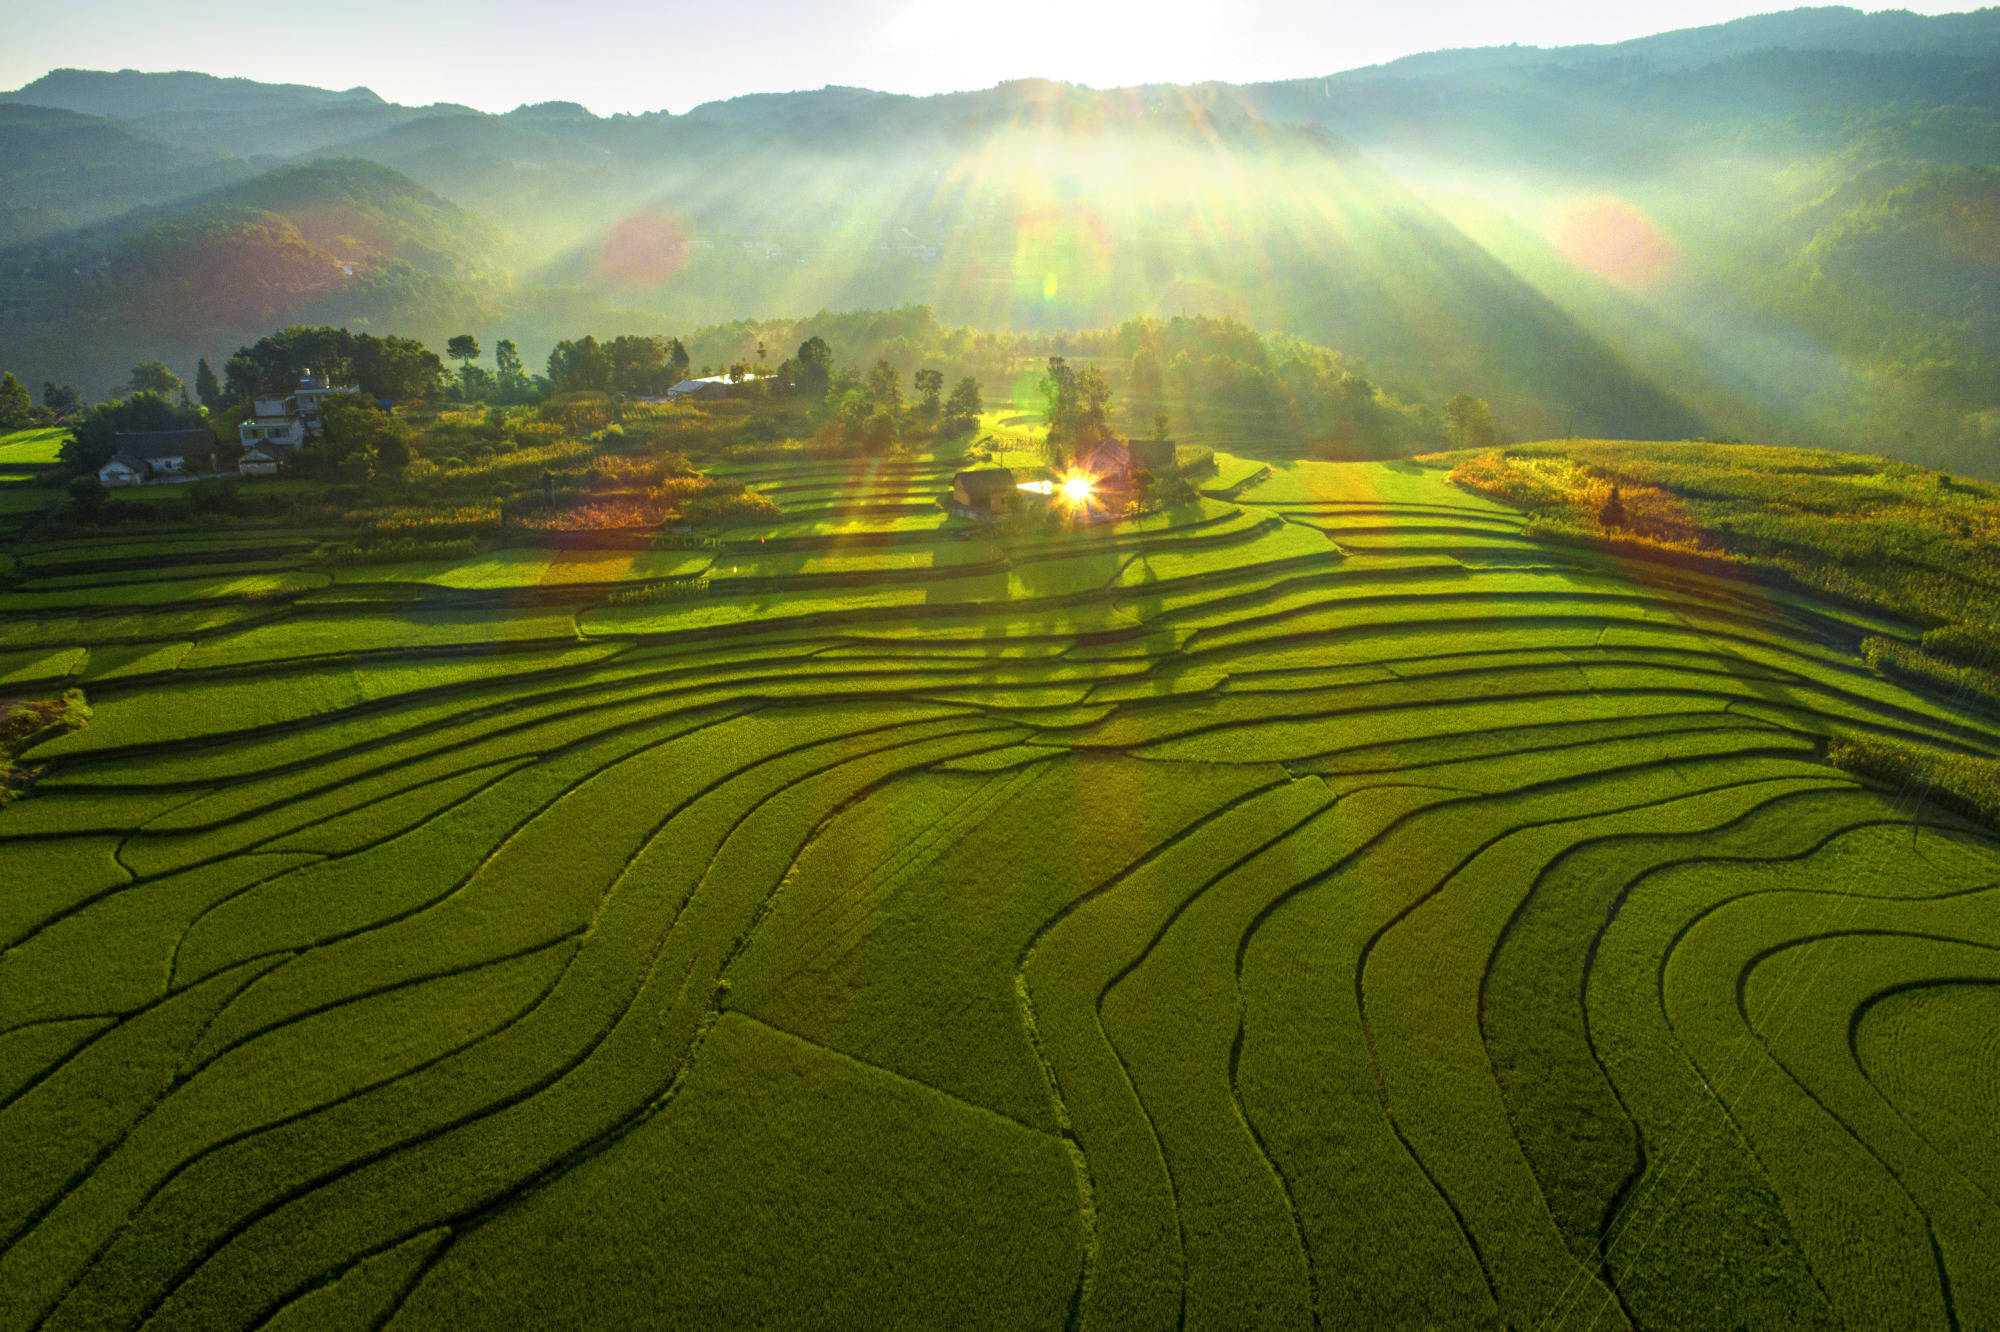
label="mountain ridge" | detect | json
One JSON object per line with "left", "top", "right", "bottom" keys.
{"left": 1, "top": 7, "right": 1995, "bottom": 469}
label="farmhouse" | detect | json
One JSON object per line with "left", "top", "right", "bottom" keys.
{"left": 238, "top": 368, "right": 359, "bottom": 453}
{"left": 237, "top": 444, "right": 281, "bottom": 477}
{"left": 947, "top": 466, "right": 1016, "bottom": 520}
{"left": 294, "top": 369, "right": 361, "bottom": 417}
{"left": 664, "top": 374, "right": 769, "bottom": 401}
{"left": 1077, "top": 437, "right": 1175, "bottom": 489}
{"left": 97, "top": 429, "right": 218, "bottom": 486}
{"left": 238, "top": 412, "right": 307, "bottom": 452}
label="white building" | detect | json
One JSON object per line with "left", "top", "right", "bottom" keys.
{"left": 294, "top": 369, "right": 360, "bottom": 417}
{"left": 238, "top": 368, "right": 360, "bottom": 454}
{"left": 239, "top": 412, "right": 306, "bottom": 451}
{"left": 98, "top": 429, "right": 217, "bottom": 486}
{"left": 664, "top": 373, "right": 770, "bottom": 401}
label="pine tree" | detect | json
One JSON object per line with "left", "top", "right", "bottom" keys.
{"left": 195, "top": 358, "right": 223, "bottom": 412}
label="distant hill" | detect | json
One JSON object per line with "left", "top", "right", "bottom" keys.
{"left": 2, "top": 67, "right": 383, "bottom": 118}
{"left": 0, "top": 159, "right": 497, "bottom": 395}
{"left": 1357, "top": 5, "right": 2000, "bottom": 78}
{"left": 4, "top": 8, "right": 1999, "bottom": 466}
{"left": 0, "top": 68, "right": 460, "bottom": 157}
{"left": 0, "top": 104, "right": 245, "bottom": 247}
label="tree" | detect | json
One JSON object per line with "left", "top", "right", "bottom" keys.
{"left": 310, "top": 397, "right": 408, "bottom": 481}
{"left": 67, "top": 474, "right": 109, "bottom": 518}
{"left": 606, "top": 335, "right": 669, "bottom": 395}
{"left": 864, "top": 360, "right": 903, "bottom": 414}
{"left": 1041, "top": 356, "right": 1075, "bottom": 432}
{"left": 1153, "top": 413, "right": 1171, "bottom": 440}
{"left": 1077, "top": 366, "right": 1112, "bottom": 440}
{"left": 350, "top": 335, "right": 445, "bottom": 403}
{"left": 453, "top": 366, "right": 496, "bottom": 403}
{"left": 324, "top": 397, "right": 408, "bottom": 452}
{"left": 1129, "top": 346, "right": 1163, "bottom": 405}
{"left": 194, "top": 359, "right": 222, "bottom": 412}
{"left": 913, "top": 368, "right": 944, "bottom": 418}
{"left": 221, "top": 327, "right": 443, "bottom": 405}
{"left": 128, "top": 361, "right": 184, "bottom": 399}
{"left": 666, "top": 338, "right": 691, "bottom": 385}
{"left": 494, "top": 339, "right": 526, "bottom": 396}
{"left": 1042, "top": 356, "right": 1113, "bottom": 461}
{"left": 0, "top": 372, "right": 33, "bottom": 430}
{"left": 62, "top": 392, "right": 206, "bottom": 475}
{"left": 375, "top": 429, "right": 411, "bottom": 475}
{"left": 42, "top": 382, "right": 80, "bottom": 421}
{"left": 942, "top": 376, "right": 982, "bottom": 431}
{"left": 795, "top": 336, "right": 833, "bottom": 396}
{"left": 862, "top": 409, "right": 898, "bottom": 453}
{"left": 830, "top": 389, "right": 869, "bottom": 444}
{"left": 547, "top": 336, "right": 612, "bottom": 393}
{"left": 1444, "top": 393, "right": 1496, "bottom": 450}
{"left": 446, "top": 334, "right": 482, "bottom": 370}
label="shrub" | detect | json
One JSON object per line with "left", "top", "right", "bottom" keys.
{"left": 1828, "top": 735, "right": 2000, "bottom": 828}
{"left": 1923, "top": 623, "right": 2000, "bottom": 669}
{"left": 1861, "top": 636, "right": 2000, "bottom": 710}
{"left": 604, "top": 576, "right": 712, "bottom": 606}
{"left": 317, "top": 538, "right": 486, "bottom": 566}
{"left": 1, "top": 688, "right": 91, "bottom": 803}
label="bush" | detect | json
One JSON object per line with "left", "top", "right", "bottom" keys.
{"left": 66, "top": 474, "right": 110, "bottom": 518}
{"left": 1828, "top": 735, "right": 2000, "bottom": 828}
{"left": 1861, "top": 636, "right": 2000, "bottom": 710}
{"left": 604, "top": 576, "right": 712, "bottom": 606}
{"left": 317, "top": 537, "right": 486, "bottom": 565}
{"left": 1923, "top": 623, "right": 2000, "bottom": 669}
{"left": 681, "top": 484, "right": 782, "bottom": 527}
{"left": 1, "top": 689, "right": 91, "bottom": 803}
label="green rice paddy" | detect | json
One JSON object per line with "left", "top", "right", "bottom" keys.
{"left": 3, "top": 456, "right": 1998, "bottom": 1328}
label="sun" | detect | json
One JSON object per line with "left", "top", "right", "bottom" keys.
{"left": 1061, "top": 472, "right": 1096, "bottom": 506}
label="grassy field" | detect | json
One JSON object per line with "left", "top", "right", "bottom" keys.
{"left": 3, "top": 443, "right": 1999, "bottom": 1328}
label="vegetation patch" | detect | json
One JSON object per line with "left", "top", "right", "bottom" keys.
{"left": 0, "top": 688, "right": 90, "bottom": 802}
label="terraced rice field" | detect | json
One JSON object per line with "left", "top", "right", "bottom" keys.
{"left": 4, "top": 455, "right": 2000, "bottom": 1329}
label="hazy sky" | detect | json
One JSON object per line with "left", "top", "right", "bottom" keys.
{"left": 0, "top": 0, "right": 1981, "bottom": 114}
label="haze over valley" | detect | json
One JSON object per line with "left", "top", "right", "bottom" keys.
{"left": 5, "top": 5, "right": 1998, "bottom": 469}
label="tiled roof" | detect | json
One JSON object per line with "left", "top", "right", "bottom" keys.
{"left": 112, "top": 429, "right": 214, "bottom": 460}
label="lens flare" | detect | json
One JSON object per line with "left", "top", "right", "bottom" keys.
{"left": 1061, "top": 472, "right": 1096, "bottom": 506}
{"left": 598, "top": 210, "right": 691, "bottom": 287}
{"left": 1549, "top": 196, "right": 1675, "bottom": 291}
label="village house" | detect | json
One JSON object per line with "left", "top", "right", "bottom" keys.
{"left": 665, "top": 377, "right": 731, "bottom": 402}
{"left": 947, "top": 466, "right": 1017, "bottom": 520}
{"left": 238, "top": 408, "right": 307, "bottom": 452}
{"left": 663, "top": 373, "right": 770, "bottom": 402}
{"left": 1076, "top": 438, "right": 1176, "bottom": 490}
{"left": 236, "top": 444, "right": 281, "bottom": 477}
{"left": 237, "top": 368, "right": 360, "bottom": 458}
{"left": 294, "top": 369, "right": 360, "bottom": 417}
{"left": 97, "top": 429, "right": 218, "bottom": 487}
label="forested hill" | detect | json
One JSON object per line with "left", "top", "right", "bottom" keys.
{"left": 0, "top": 159, "right": 497, "bottom": 398}
{"left": 3, "top": 6, "right": 1998, "bottom": 469}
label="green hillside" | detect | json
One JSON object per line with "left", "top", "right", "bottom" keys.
{"left": 0, "top": 160, "right": 498, "bottom": 396}
{"left": 2, "top": 422, "right": 1999, "bottom": 1326}
{"left": 0, "top": 105, "right": 245, "bottom": 248}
